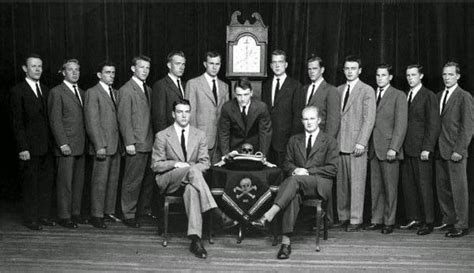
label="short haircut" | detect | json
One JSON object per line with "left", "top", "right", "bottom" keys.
{"left": 406, "top": 64, "right": 423, "bottom": 74}
{"left": 344, "top": 55, "right": 362, "bottom": 68}
{"left": 172, "top": 99, "right": 191, "bottom": 111}
{"left": 62, "top": 58, "right": 80, "bottom": 71}
{"left": 235, "top": 77, "right": 253, "bottom": 91}
{"left": 24, "top": 53, "right": 42, "bottom": 66}
{"left": 204, "top": 51, "right": 221, "bottom": 61}
{"left": 131, "top": 55, "right": 151, "bottom": 66}
{"left": 96, "top": 61, "right": 116, "bottom": 73}
{"left": 271, "top": 49, "right": 287, "bottom": 61}
{"left": 443, "top": 61, "right": 461, "bottom": 74}
{"left": 167, "top": 50, "right": 185, "bottom": 63}
{"left": 302, "top": 105, "right": 320, "bottom": 117}
{"left": 376, "top": 63, "right": 393, "bottom": 75}
{"left": 307, "top": 54, "right": 324, "bottom": 67}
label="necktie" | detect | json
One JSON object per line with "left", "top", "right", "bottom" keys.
{"left": 212, "top": 79, "right": 218, "bottom": 104}
{"left": 342, "top": 84, "right": 350, "bottom": 111}
{"left": 109, "top": 86, "right": 117, "bottom": 109}
{"left": 307, "top": 84, "right": 316, "bottom": 105}
{"left": 407, "top": 90, "right": 413, "bottom": 108}
{"left": 35, "top": 83, "right": 43, "bottom": 100}
{"left": 73, "top": 85, "right": 82, "bottom": 106}
{"left": 306, "top": 134, "right": 312, "bottom": 158}
{"left": 143, "top": 81, "right": 149, "bottom": 104}
{"left": 441, "top": 89, "right": 449, "bottom": 113}
{"left": 241, "top": 105, "right": 247, "bottom": 127}
{"left": 177, "top": 79, "right": 184, "bottom": 98}
{"left": 376, "top": 88, "right": 383, "bottom": 106}
{"left": 181, "top": 129, "right": 187, "bottom": 161}
{"left": 273, "top": 78, "right": 280, "bottom": 106}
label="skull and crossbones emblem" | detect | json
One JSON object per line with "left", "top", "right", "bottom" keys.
{"left": 233, "top": 177, "right": 257, "bottom": 199}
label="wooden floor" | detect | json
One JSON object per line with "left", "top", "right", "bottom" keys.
{"left": 1, "top": 202, "right": 474, "bottom": 273}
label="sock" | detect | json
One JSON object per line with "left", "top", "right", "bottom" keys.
{"left": 189, "top": 234, "right": 201, "bottom": 243}
{"left": 263, "top": 205, "right": 281, "bottom": 222}
{"left": 281, "top": 235, "right": 291, "bottom": 245}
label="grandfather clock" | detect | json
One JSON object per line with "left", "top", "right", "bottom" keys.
{"left": 226, "top": 11, "right": 268, "bottom": 99}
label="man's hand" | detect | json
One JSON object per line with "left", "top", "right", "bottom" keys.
{"left": 96, "top": 148, "right": 107, "bottom": 160}
{"left": 451, "top": 152, "right": 463, "bottom": 162}
{"left": 126, "top": 145, "right": 136, "bottom": 155}
{"left": 19, "top": 150, "right": 30, "bottom": 161}
{"left": 174, "top": 162, "right": 190, "bottom": 168}
{"left": 293, "top": 168, "right": 309, "bottom": 176}
{"left": 420, "top": 150, "right": 430, "bottom": 161}
{"left": 386, "top": 149, "right": 397, "bottom": 161}
{"left": 60, "top": 144, "right": 72, "bottom": 156}
{"left": 353, "top": 144, "right": 366, "bottom": 157}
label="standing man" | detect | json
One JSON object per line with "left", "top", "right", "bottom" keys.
{"left": 48, "top": 59, "right": 86, "bottom": 229}
{"left": 117, "top": 56, "right": 153, "bottom": 228}
{"left": 262, "top": 50, "right": 301, "bottom": 167}
{"left": 435, "top": 62, "right": 473, "bottom": 238}
{"left": 400, "top": 64, "right": 440, "bottom": 235}
{"left": 365, "top": 64, "right": 407, "bottom": 234}
{"left": 151, "top": 50, "right": 186, "bottom": 134}
{"left": 84, "top": 61, "right": 121, "bottom": 229}
{"left": 10, "top": 54, "right": 56, "bottom": 230}
{"left": 185, "top": 51, "right": 229, "bottom": 164}
{"left": 336, "top": 55, "right": 376, "bottom": 231}
{"left": 219, "top": 78, "right": 272, "bottom": 156}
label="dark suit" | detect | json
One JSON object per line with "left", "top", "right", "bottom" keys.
{"left": 275, "top": 132, "right": 338, "bottom": 234}
{"left": 48, "top": 82, "right": 86, "bottom": 220}
{"left": 218, "top": 99, "right": 272, "bottom": 156}
{"left": 10, "top": 79, "right": 54, "bottom": 222}
{"left": 151, "top": 75, "right": 185, "bottom": 134}
{"left": 436, "top": 86, "right": 474, "bottom": 229}
{"left": 401, "top": 86, "right": 440, "bottom": 224}
{"left": 262, "top": 76, "right": 301, "bottom": 166}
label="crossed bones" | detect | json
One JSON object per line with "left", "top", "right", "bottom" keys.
{"left": 234, "top": 184, "right": 257, "bottom": 199}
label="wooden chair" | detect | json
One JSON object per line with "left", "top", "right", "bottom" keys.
{"left": 302, "top": 195, "right": 328, "bottom": 252}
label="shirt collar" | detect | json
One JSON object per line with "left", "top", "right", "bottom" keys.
{"left": 446, "top": 83, "right": 458, "bottom": 93}
{"left": 167, "top": 73, "right": 180, "bottom": 83}
{"left": 378, "top": 84, "right": 390, "bottom": 92}
{"left": 274, "top": 73, "right": 287, "bottom": 83}
{"left": 305, "top": 127, "right": 320, "bottom": 141}
{"left": 132, "top": 76, "right": 145, "bottom": 89}
{"left": 173, "top": 123, "right": 190, "bottom": 136}
{"left": 240, "top": 100, "right": 251, "bottom": 112}
{"left": 99, "top": 81, "right": 111, "bottom": 93}
{"left": 409, "top": 83, "right": 422, "bottom": 98}
{"left": 346, "top": 78, "right": 359, "bottom": 92}
{"left": 63, "top": 80, "right": 77, "bottom": 92}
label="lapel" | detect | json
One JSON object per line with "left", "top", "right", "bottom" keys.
{"left": 231, "top": 100, "right": 246, "bottom": 131}
{"left": 61, "top": 82, "right": 82, "bottom": 107}
{"left": 262, "top": 80, "right": 272, "bottom": 106}
{"left": 129, "top": 78, "right": 149, "bottom": 105}
{"left": 23, "top": 80, "right": 44, "bottom": 105}
{"left": 308, "top": 80, "right": 327, "bottom": 105}
{"left": 342, "top": 81, "right": 360, "bottom": 114}
{"left": 307, "top": 132, "right": 325, "bottom": 160}
{"left": 97, "top": 83, "right": 116, "bottom": 111}
{"left": 165, "top": 75, "right": 183, "bottom": 99}
{"left": 295, "top": 134, "right": 307, "bottom": 160}
{"left": 273, "top": 77, "right": 290, "bottom": 107}
{"left": 441, "top": 87, "right": 460, "bottom": 116}
{"left": 187, "top": 127, "right": 199, "bottom": 160}
{"left": 410, "top": 86, "right": 423, "bottom": 108}
{"left": 199, "top": 74, "right": 217, "bottom": 106}
{"left": 376, "top": 86, "right": 392, "bottom": 112}
{"left": 245, "top": 100, "right": 259, "bottom": 132}
{"left": 166, "top": 126, "right": 186, "bottom": 161}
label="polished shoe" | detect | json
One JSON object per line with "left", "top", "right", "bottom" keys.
{"left": 400, "top": 220, "right": 421, "bottom": 230}
{"left": 250, "top": 217, "right": 268, "bottom": 230}
{"left": 346, "top": 224, "right": 362, "bottom": 232}
{"left": 24, "top": 221, "right": 42, "bottom": 231}
{"left": 381, "top": 225, "right": 394, "bottom": 234}
{"left": 123, "top": 218, "right": 140, "bottom": 228}
{"left": 333, "top": 220, "right": 349, "bottom": 229}
{"left": 364, "top": 223, "right": 383, "bottom": 231}
{"left": 72, "top": 215, "right": 89, "bottom": 225}
{"left": 38, "top": 218, "right": 56, "bottom": 226}
{"left": 416, "top": 223, "right": 433, "bottom": 235}
{"left": 277, "top": 244, "right": 291, "bottom": 259}
{"left": 189, "top": 241, "right": 207, "bottom": 259}
{"left": 90, "top": 217, "right": 107, "bottom": 229}
{"left": 434, "top": 223, "right": 454, "bottom": 231}
{"left": 104, "top": 214, "right": 121, "bottom": 223}
{"left": 58, "top": 219, "right": 78, "bottom": 229}
{"left": 445, "top": 228, "right": 468, "bottom": 238}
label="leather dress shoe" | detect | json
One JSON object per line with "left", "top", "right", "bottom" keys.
{"left": 416, "top": 223, "right": 433, "bottom": 235}
{"left": 332, "top": 220, "right": 349, "bottom": 229}
{"left": 24, "top": 221, "right": 42, "bottom": 231}
{"left": 72, "top": 215, "right": 89, "bottom": 225}
{"left": 90, "top": 217, "right": 107, "bottom": 229}
{"left": 381, "top": 225, "right": 394, "bottom": 234}
{"left": 400, "top": 220, "right": 421, "bottom": 230}
{"left": 189, "top": 241, "right": 207, "bottom": 259}
{"left": 123, "top": 218, "right": 140, "bottom": 228}
{"left": 58, "top": 219, "right": 78, "bottom": 229}
{"left": 277, "top": 244, "right": 291, "bottom": 259}
{"left": 38, "top": 218, "right": 56, "bottom": 226}
{"left": 346, "top": 224, "right": 362, "bottom": 232}
{"left": 445, "top": 228, "right": 468, "bottom": 238}
{"left": 434, "top": 223, "right": 454, "bottom": 231}
{"left": 104, "top": 214, "right": 121, "bottom": 223}
{"left": 364, "top": 223, "right": 383, "bottom": 231}
{"left": 250, "top": 217, "right": 268, "bottom": 230}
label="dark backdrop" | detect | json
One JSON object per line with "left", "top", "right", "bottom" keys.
{"left": 0, "top": 0, "right": 472, "bottom": 224}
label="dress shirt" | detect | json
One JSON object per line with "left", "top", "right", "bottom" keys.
{"left": 203, "top": 72, "right": 219, "bottom": 94}
{"left": 63, "top": 80, "right": 82, "bottom": 104}
{"left": 167, "top": 73, "right": 183, "bottom": 94}
{"left": 271, "top": 73, "right": 287, "bottom": 106}
{"left": 305, "top": 128, "right": 319, "bottom": 148}
{"left": 239, "top": 100, "right": 251, "bottom": 115}
{"left": 341, "top": 78, "right": 359, "bottom": 109}
{"left": 174, "top": 123, "right": 190, "bottom": 148}
{"left": 439, "top": 83, "right": 458, "bottom": 113}
{"left": 377, "top": 84, "right": 389, "bottom": 98}
{"left": 132, "top": 76, "right": 146, "bottom": 92}
{"left": 407, "top": 83, "right": 422, "bottom": 102}
{"left": 306, "top": 77, "right": 324, "bottom": 104}
{"left": 99, "top": 81, "right": 113, "bottom": 98}
{"left": 25, "top": 77, "right": 41, "bottom": 97}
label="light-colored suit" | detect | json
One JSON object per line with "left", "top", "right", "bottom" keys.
{"left": 369, "top": 85, "right": 407, "bottom": 225}
{"left": 117, "top": 78, "right": 154, "bottom": 219}
{"left": 151, "top": 125, "right": 217, "bottom": 237}
{"left": 185, "top": 74, "right": 229, "bottom": 163}
{"left": 84, "top": 83, "right": 121, "bottom": 217}
{"left": 336, "top": 79, "right": 376, "bottom": 224}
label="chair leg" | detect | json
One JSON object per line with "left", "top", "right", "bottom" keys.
{"left": 237, "top": 224, "right": 243, "bottom": 244}
{"left": 323, "top": 209, "right": 328, "bottom": 240}
{"left": 315, "top": 200, "right": 322, "bottom": 252}
{"left": 162, "top": 201, "right": 169, "bottom": 247}
{"left": 208, "top": 211, "right": 214, "bottom": 244}
{"left": 271, "top": 219, "right": 279, "bottom": 246}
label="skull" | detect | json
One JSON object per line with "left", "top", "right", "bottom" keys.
{"left": 240, "top": 177, "right": 252, "bottom": 191}
{"left": 240, "top": 143, "right": 254, "bottom": 154}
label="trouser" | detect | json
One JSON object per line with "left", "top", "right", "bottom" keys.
{"left": 370, "top": 158, "right": 399, "bottom": 225}
{"left": 121, "top": 152, "right": 151, "bottom": 219}
{"left": 56, "top": 155, "right": 85, "bottom": 219}
{"left": 90, "top": 153, "right": 121, "bottom": 217}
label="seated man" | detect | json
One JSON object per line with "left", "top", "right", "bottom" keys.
{"left": 251, "top": 106, "right": 338, "bottom": 259}
{"left": 151, "top": 99, "right": 236, "bottom": 259}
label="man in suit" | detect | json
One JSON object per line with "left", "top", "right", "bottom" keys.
{"left": 151, "top": 99, "right": 237, "bottom": 259}
{"left": 336, "top": 55, "right": 376, "bottom": 231}
{"left": 400, "top": 64, "right": 440, "bottom": 235}
{"left": 48, "top": 59, "right": 86, "bottom": 229}
{"left": 185, "top": 51, "right": 229, "bottom": 164}
{"left": 117, "top": 56, "right": 154, "bottom": 228}
{"left": 435, "top": 61, "right": 473, "bottom": 238}
{"left": 219, "top": 78, "right": 272, "bottom": 156}
{"left": 251, "top": 106, "right": 338, "bottom": 259}
{"left": 10, "top": 54, "right": 56, "bottom": 230}
{"left": 151, "top": 50, "right": 186, "bottom": 134}
{"left": 365, "top": 64, "right": 407, "bottom": 234}
{"left": 84, "top": 61, "right": 121, "bottom": 229}
{"left": 262, "top": 50, "right": 301, "bottom": 167}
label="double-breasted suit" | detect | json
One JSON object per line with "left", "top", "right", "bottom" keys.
{"left": 48, "top": 82, "right": 86, "bottom": 220}
{"left": 151, "top": 75, "right": 185, "bottom": 134}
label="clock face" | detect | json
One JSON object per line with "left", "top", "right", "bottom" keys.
{"left": 232, "top": 35, "right": 261, "bottom": 73}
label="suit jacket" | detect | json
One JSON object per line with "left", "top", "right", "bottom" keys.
{"left": 283, "top": 132, "right": 338, "bottom": 181}
{"left": 185, "top": 74, "right": 229, "bottom": 149}
{"left": 117, "top": 78, "right": 153, "bottom": 152}
{"left": 437, "top": 86, "right": 474, "bottom": 160}
{"left": 10, "top": 80, "right": 52, "bottom": 155}
{"left": 338, "top": 80, "right": 376, "bottom": 153}
{"left": 84, "top": 83, "right": 120, "bottom": 155}
{"left": 151, "top": 75, "right": 185, "bottom": 134}
{"left": 262, "top": 76, "right": 301, "bottom": 151}
{"left": 48, "top": 82, "right": 86, "bottom": 156}
{"left": 151, "top": 125, "right": 210, "bottom": 189}
{"left": 370, "top": 86, "right": 408, "bottom": 160}
{"left": 294, "top": 80, "right": 341, "bottom": 138}
{"left": 218, "top": 99, "right": 272, "bottom": 155}
{"left": 403, "top": 86, "right": 440, "bottom": 157}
